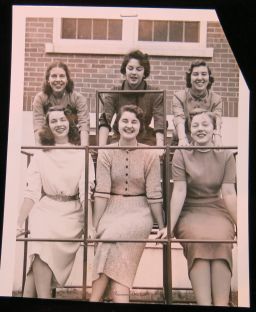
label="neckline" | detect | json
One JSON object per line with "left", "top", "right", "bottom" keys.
{"left": 189, "top": 88, "right": 208, "bottom": 100}
{"left": 118, "top": 140, "right": 139, "bottom": 151}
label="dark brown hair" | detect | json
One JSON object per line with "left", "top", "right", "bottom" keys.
{"left": 120, "top": 50, "right": 150, "bottom": 79}
{"left": 38, "top": 107, "right": 80, "bottom": 146}
{"left": 186, "top": 60, "right": 214, "bottom": 89}
{"left": 43, "top": 61, "right": 74, "bottom": 96}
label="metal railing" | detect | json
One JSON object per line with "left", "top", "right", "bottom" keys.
{"left": 17, "top": 144, "right": 238, "bottom": 304}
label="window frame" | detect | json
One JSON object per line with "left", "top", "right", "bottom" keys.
{"left": 45, "top": 7, "right": 215, "bottom": 57}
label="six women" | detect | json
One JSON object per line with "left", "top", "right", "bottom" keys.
{"left": 17, "top": 54, "right": 237, "bottom": 306}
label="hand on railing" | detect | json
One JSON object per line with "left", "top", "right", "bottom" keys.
{"left": 178, "top": 137, "right": 189, "bottom": 147}
{"left": 16, "top": 227, "right": 30, "bottom": 238}
{"left": 88, "top": 226, "right": 97, "bottom": 239}
{"left": 213, "top": 133, "right": 222, "bottom": 147}
{"left": 155, "top": 227, "right": 175, "bottom": 240}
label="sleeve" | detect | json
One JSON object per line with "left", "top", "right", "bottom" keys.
{"left": 172, "top": 150, "right": 187, "bottom": 181}
{"left": 79, "top": 153, "right": 95, "bottom": 202}
{"left": 145, "top": 151, "right": 163, "bottom": 204}
{"left": 172, "top": 91, "right": 186, "bottom": 128}
{"left": 32, "top": 92, "right": 47, "bottom": 132}
{"left": 94, "top": 150, "right": 112, "bottom": 199}
{"left": 71, "top": 91, "right": 90, "bottom": 133}
{"left": 24, "top": 154, "right": 42, "bottom": 203}
{"left": 99, "top": 87, "right": 118, "bottom": 130}
{"left": 211, "top": 92, "right": 223, "bottom": 118}
{"left": 223, "top": 152, "right": 236, "bottom": 183}
{"left": 211, "top": 92, "right": 223, "bottom": 130}
{"left": 152, "top": 90, "right": 165, "bottom": 133}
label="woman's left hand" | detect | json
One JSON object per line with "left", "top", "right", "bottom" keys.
{"left": 88, "top": 227, "right": 97, "bottom": 239}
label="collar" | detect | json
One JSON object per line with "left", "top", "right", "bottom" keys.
{"left": 188, "top": 88, "right": 208, "bottom": 100}
{"left": 122, "top": 80, "right": 147, "bottom": 90}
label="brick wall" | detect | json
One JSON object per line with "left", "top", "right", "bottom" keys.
{"left": 23, "top": 18, "right": 239, "bottom": 117}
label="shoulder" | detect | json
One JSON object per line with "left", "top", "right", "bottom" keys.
{"left": 112, "top": 84, "right": 123, "bottom": 91}
{"left": 33, "top": 92, "right": 48, "bottom": 105}
{"left": 173, "top": 89, "right": 188, "bottom": 101}
{"left": 137, "top": 143, "right": 158, "bottom": 161}
{"left": 98, "top": 143, "right": 118, "bottom": 157}
{"left": 208, "top": 90, "right": 222, "bottom": 102}
{"left": 145, "top": 83, "right": 159, "bottom": 91}
{"left": 69, "top": 90, "right": 85, "bottom": 100}
{"left": 214, "top": 149, "right": 235, "bottom": 161}
{"left": 173, "top": 148, "right": 191, "bottom": 163}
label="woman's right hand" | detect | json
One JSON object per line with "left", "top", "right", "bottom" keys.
{"left": 178, "top": 137, "right": 189, "bottom": 146}
{"left": 155, "top": 227, "right": 167, "bottom": 239}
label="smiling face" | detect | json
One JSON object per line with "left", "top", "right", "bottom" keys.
{"left": 191, "top": 113, "right": 214, "bottom": 146}
{"left": 118, "top": 111, "right": 141, "bottom": 142}
{"left": 190, "top": 65, "right": 210, "bottom": 94}
{"left": 125, "top": 58, "right": 145, "bottom": 89}
{"left": 48, "top": 111, "right": 69, "bottom": 143}
{"left": 48, "top": 66, "right": 68, "bottom": 95}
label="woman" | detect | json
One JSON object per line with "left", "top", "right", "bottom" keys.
{"left": 157, "top": 110, "right": 237, "bottom": 306}
{"left": 33, "top": 61, "right": 90, "bottom": 146}
{"left": 90, "top": 105, "right": 164, "bottom": 303}
{"left": 16, "top": 107, "right": 95, "bottom": 298}
{"left": 99, "top": 50, "right": 165, "bottom": 146}
{"left": 172, "top": 60, "right": 222, "bottom": 146}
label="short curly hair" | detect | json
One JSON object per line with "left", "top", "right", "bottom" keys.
{"left": 38, "top": 107, "right": 80, "bottom": 146}
{"left": 186, "top": 60, "right": 214, "bottom": 89}
{"left": 42, "top": 61, "right": 74, "bottom": 96}
{"left": 120, "top": 50, "right": 150, "bottom": 79}
{"left": 113, "top": 105, "right": 145, "bottom": 134}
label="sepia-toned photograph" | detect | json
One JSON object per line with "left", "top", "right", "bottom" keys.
{"left": 0, "top": 4, "right": 250, "bottom": 309}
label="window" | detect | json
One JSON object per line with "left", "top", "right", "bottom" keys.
{"left": 45, "top": 7, "right": 215, "bottom": 57}
{"left": 138, "top": 20, "right": 199, "bottom": 43}
{"left": 61, "top": 18, "right": 122, "bottom": 40}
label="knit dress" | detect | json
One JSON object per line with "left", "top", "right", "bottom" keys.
{"left": 24, "top": 145, "right": 95, "bottom": 286}
{"left": 92, "top": 143, "right": 163, "bottom": 287}
{"left": 172, "top": 148, "right": 236, "bottom": 275}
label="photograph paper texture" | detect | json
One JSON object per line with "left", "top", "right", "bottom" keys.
{"left": 0, "top": 5, "right": 250, "bottom": 308}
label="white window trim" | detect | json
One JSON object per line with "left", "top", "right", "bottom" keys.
{"left": 45, "top": 7, "right": 215, "bottom": 57}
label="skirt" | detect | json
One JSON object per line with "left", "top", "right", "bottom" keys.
{"left": 174, "top": 199, "right": 235, "bottom": 275}
{"left": 92, "top": 195, "right": 153, "bottom": 288}
{"left": 27, "top": 196, "right": 84, "bottom": 287}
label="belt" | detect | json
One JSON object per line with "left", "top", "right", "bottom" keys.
{"left": 45, "top": 193, "right": 79, "bottom": 202}
{"left": 110, "top": 193, "right": 146, "bottom": 197}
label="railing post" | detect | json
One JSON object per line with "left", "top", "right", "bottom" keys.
{"left": 21, "top": 153, "right": 32, "bottom": 296}
{"left": 163, "top": 145, "right": 172, "bottom": 304}
{"left": 82, "top": 146, "right": 89, "bottom": 300}
{"left": 96, "top": 91, "right": 99, "bottom": 146}
{"left": 163, "top": 90, "right": 167, "bottom": 146}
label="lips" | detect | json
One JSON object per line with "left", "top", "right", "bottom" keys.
{"left": 123, "top": 128, "right": 135, "bottom": 133}
{"left": 195, "top": 81, "right": 206, "bottom": 87}
{"left": 196, "top": 132, "right": 206, "bottom": 138}
{"left": 129, "top": 76, "right": 138, "bottom": 82}
{"left": 55, "top": 126, "right": 67, "bottom": 133}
